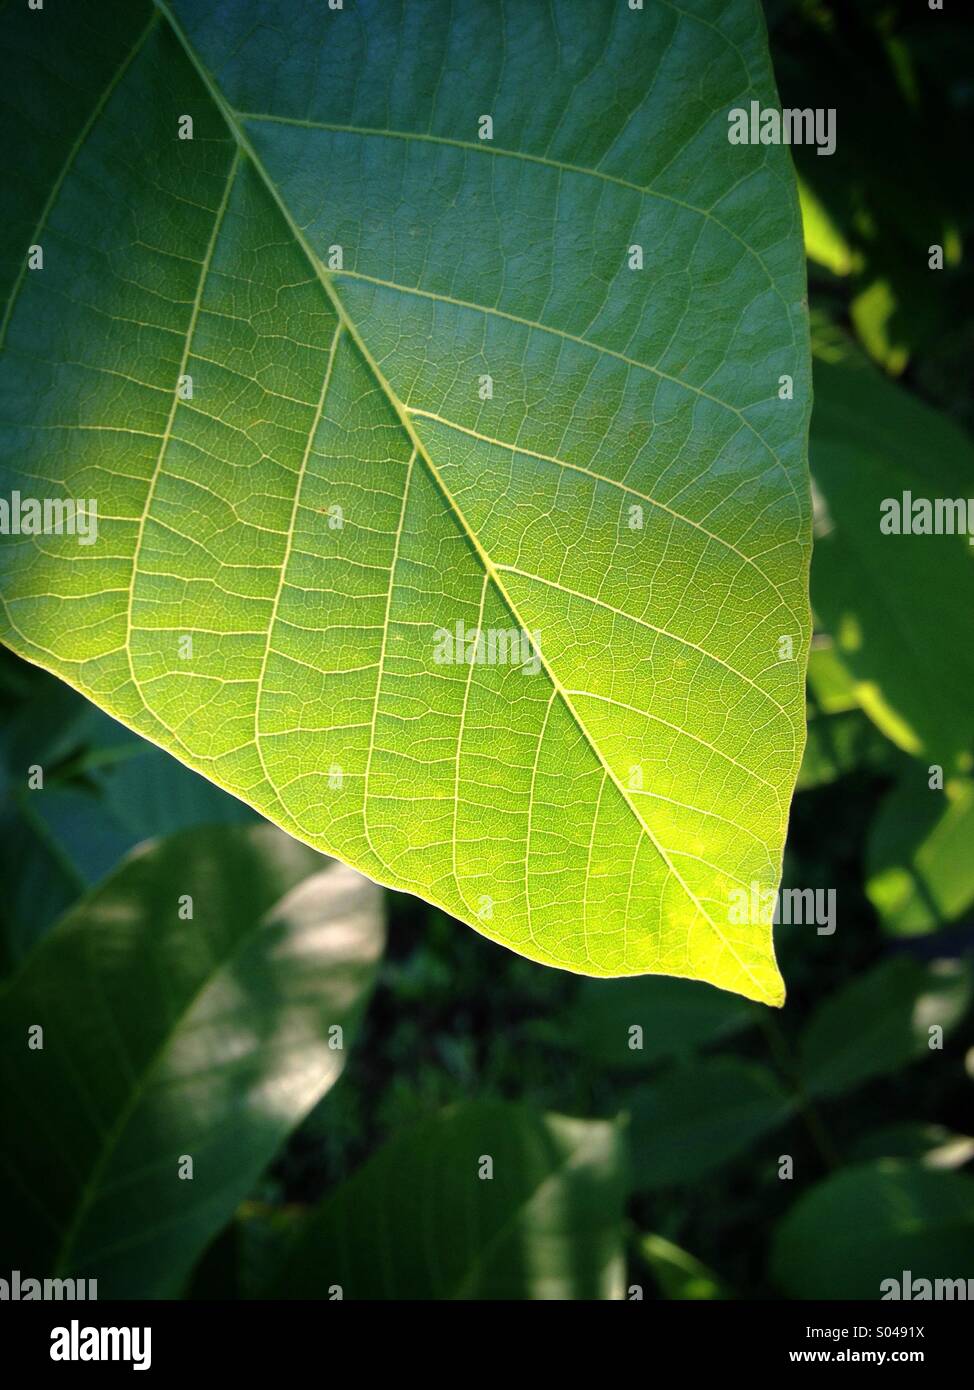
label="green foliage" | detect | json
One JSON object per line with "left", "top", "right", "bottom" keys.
{"left": 0, "top": 0, "right": 971, "bottom": 1306}
{"left": 798, "top": 707, "right": 897, "bottom": 792}
{"left": 810, "top": 344, "right": 974, "bottom": 771}
{"left": 631, "top": 1059, "right": 791, "bottom": 1189}
{"left": 867, "top": 774, "right": 974, "bottom": 936}
{"left": 1, "top": 650, "right": 973, "bottom": 1300}
{"left": 0, "top": 650, "right": 255, "bottom": 961}
{"left": 775, "top": 0, "right": 974, "bottom": 406}
{"left": 850, "top": 1125, "right": 974, "bottom": 1171}
{"left": 0, "top": 0, "right": 813, "bottom": 1001}
{"left": 772, "top": 1163, "right": 974, "bottom": 1300}
{"left": 798, "top": 957, "right": 972, "bottom": 1100}
{"left": 636, "top": 1233, "right": 729, "bottom": 1301}
{"left": 558, "top": 975, "right": 754, "bottom": 1071}
{"left": 0, "top": 826, "right": 384, "bottom": 1296}
{"left": 265, "top": 1103, "right": 627, "bottom": 1300}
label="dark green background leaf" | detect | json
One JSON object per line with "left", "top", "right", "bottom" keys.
{"left": 0, "top": 825, "right": 384, "bottom": 1297}
{"left": 631, "top": 1058, "right": 791, "bottom": 1189}
{"left": 799, "top": 956, "right": 972, "bottom": 1100}
{"left": 772, "top": 1162, "right": 974, "bottom": 1300}
{"left": 266, "top": 1101, "right": 627, "bottom": 1300}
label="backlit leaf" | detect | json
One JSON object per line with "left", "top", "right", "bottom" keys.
{"left": 0, "top": 0, "right": 812, "bottom": 1001}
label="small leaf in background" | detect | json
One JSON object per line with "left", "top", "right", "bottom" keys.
{"left": 867, "top": 774, "right": 974, "bottom": 936}
{"left": 810, "top": 344, "right": 974, "bottom": 772}
{"left": 631, "top": 1059, "right": 791, "bottom": 1190}
{"left": 0, "top": 825, "right": 384, "bottom": 1297}
{"left": 264, "top": 1102, "right": 626, "bottom": 1300}
{"left": 0, "top": 671, "right": 255, "bottom": 962}
{"left": 797, "top": 709, "right": 897, "bottom": 792}
{"left": 798, "top": 639, "right": 899, "bottom": 789}
{"left": 0, "top": 784, "right": 133, "bottom": 962}
{"left": 850, "top": 279, "right": 910, "bottom": 377}
{"left": 799, "top": 956, "right": 972, "bottom": 1100}
{"left": 0, "top": 652, "right": 110, "bottom": 774}
{"left": 0, "top": 668, "right": 122, "bottom": 950}
{"left": 850, "top": 1124, "right": 974, "bottom": 1173}
{"left": 775, "top": 2, "right": 971, "bottom": 398}
{"left": 562, "top": 975, "right": 754, "bottom": 1072}
{"left": 797, "top": 178, "right": 859, "bottom": 279}
{"left": 772, "top": 1162, "right": 974, "bottom": 1299}
{"left": 636, "top": 1233, "right": 729, "bottom": 1301}
{"left": 806, "top": 642, "right": 862, "bottom": 715}
{"left": 2, "top": 771, "right": 258, "bottom": 965}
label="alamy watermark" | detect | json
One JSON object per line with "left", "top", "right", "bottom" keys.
{"left": 727, "top": 101, "right": 836, "bottom": 156}
{"left": 50, "top": 1320, "right": 151, "bottom": 1372}
{"left": 1, "top": 1268, "right": 97, "bottom": 1299}
{"left": 880, "top": 492, "right": 974, "bottom": 542}
{"left": 433, "top": 621, "right": 542, "bottom": 675}
{"left": 0, "top": 491, "right": 97, "bottom": 544}
{"left": 881, "top": 1270, "right": 974, "bottom": 1300}
{"left": 728, "top": 882, "right": 836, "bottom": 935}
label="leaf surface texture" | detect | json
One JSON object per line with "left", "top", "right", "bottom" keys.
{"left": 0, "top": 0, "right": 812, "bottom": 1000}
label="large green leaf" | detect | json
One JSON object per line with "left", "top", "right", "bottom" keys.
{"left": 264, "top": 1101, "right": 627, "bottom": 1300}
{"left": 772, "top": 1162, "right": 974, "bottom": 1300}
{"left": 0, "top": 0, "right": 811, "bottom": 1002}
{"left": 0, "top": 825, "right": 384, "bottom": 1297}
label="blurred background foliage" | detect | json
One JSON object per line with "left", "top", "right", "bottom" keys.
{"left": 1, "top": 0, "right": 973, "bottom": 1300}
